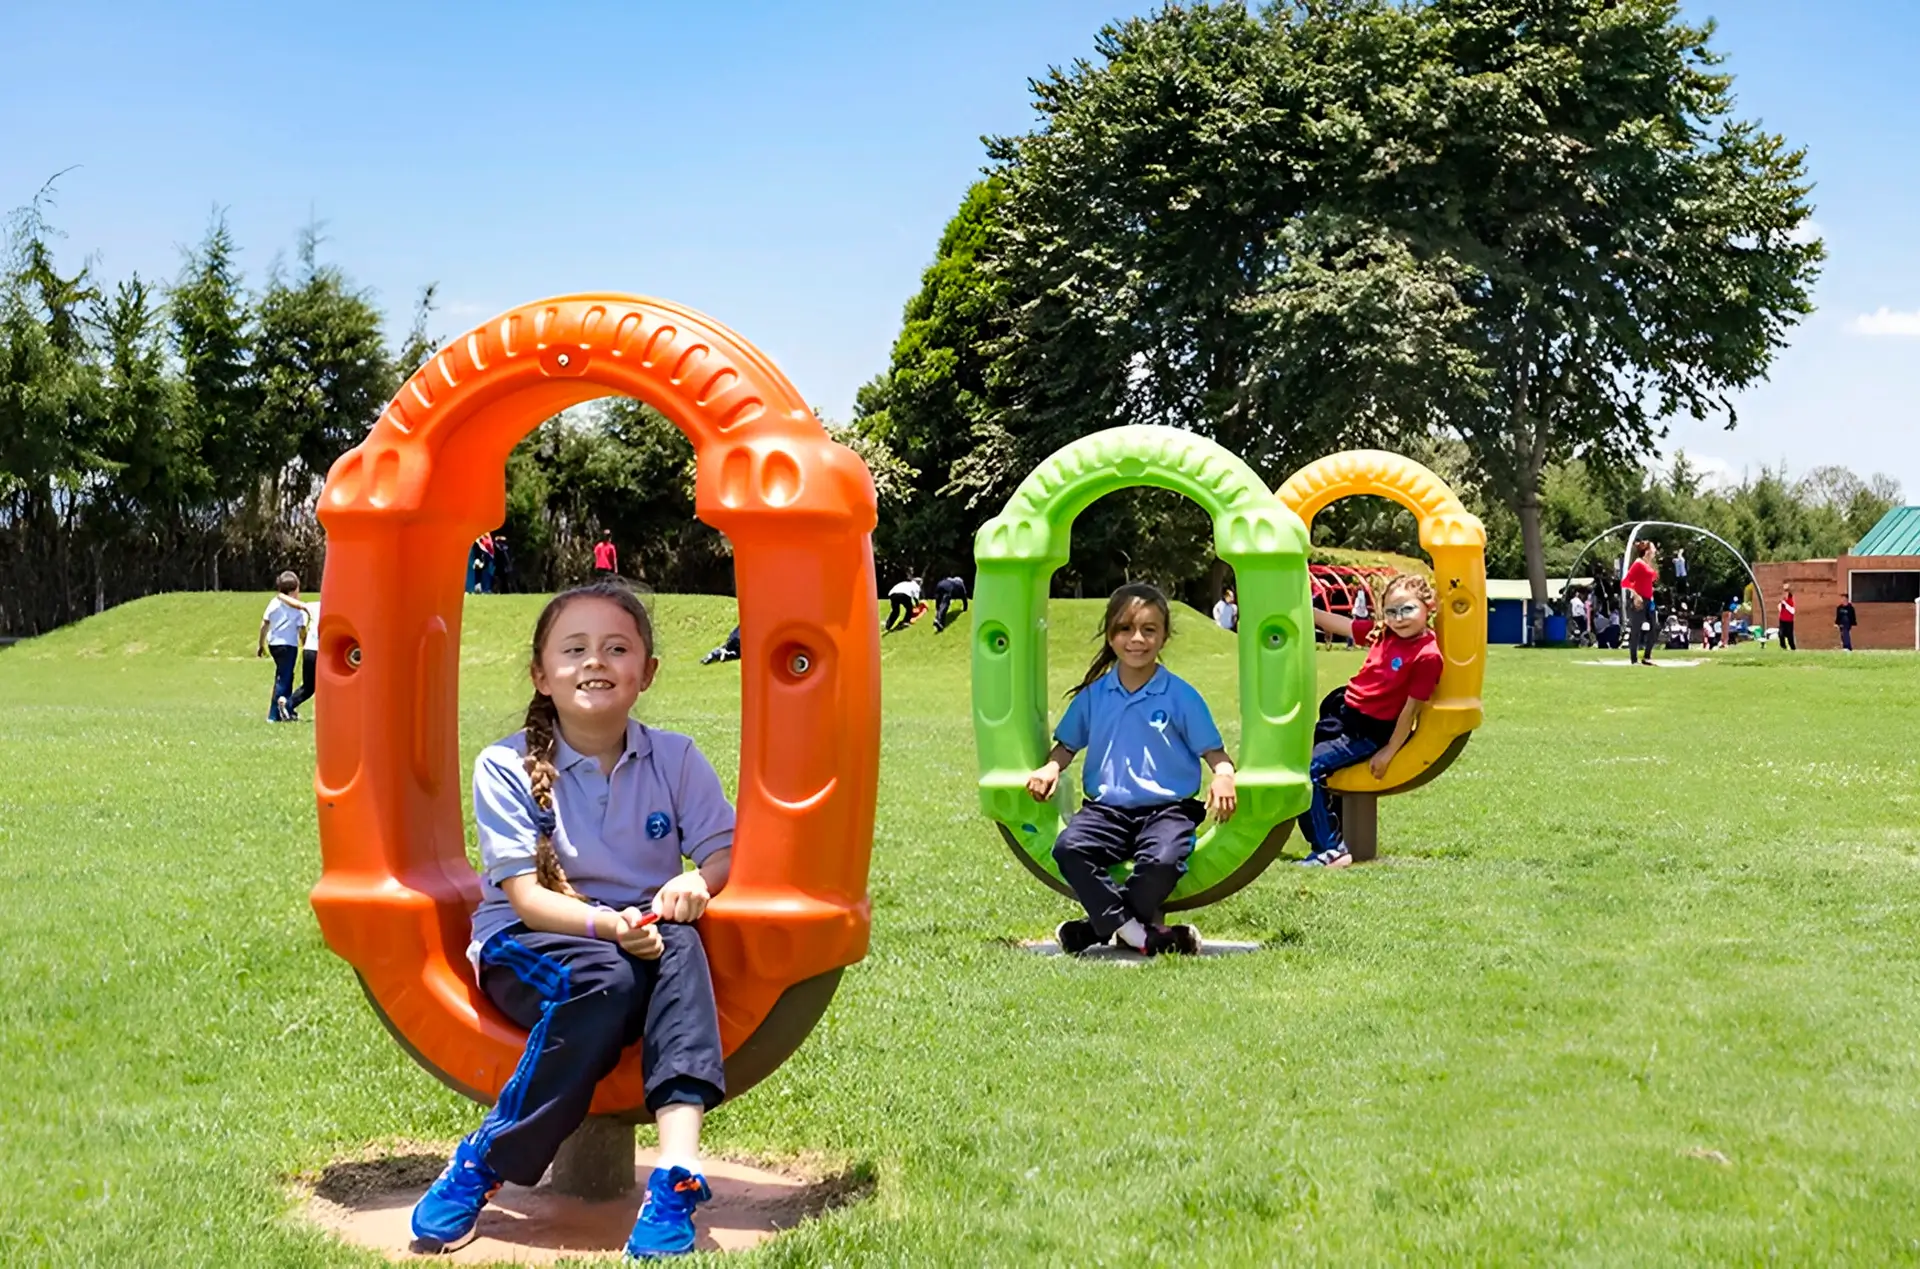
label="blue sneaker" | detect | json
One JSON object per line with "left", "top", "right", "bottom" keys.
{"left": 1299, "top": 845, "right": 1351, "bottom": 868}
{"left": 409, "top": 1138, "right": 502, "bottom": 1254}
{"left": 624, "top": 1165, "right": 711, "bottom": 1259}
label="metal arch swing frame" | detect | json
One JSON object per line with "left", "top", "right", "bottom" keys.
{"left": 1563, "top": 520, "right": 1768, "bottom": 643}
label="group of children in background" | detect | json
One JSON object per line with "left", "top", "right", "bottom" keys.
{"left": 250, "top": 558, "right": 1439, "bottom": 1256}
{"left": 883, "top": 574, "right": 970, "bottom": 632}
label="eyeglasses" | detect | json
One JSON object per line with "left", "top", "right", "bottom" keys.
{"left": 1383, "top": 603, "right": 1425, "bottom": 620}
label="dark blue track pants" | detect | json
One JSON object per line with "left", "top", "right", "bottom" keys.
{"left": 266, "top": 645, "right": 298, "bottom": 720}
{"left": 467, "top": 921, "right": 726, "bottom": 1186}
{"left": 1052, "top": 799, "right": 1203, "bottom": 938}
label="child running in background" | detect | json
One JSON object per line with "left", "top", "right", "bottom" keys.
{"left": 1300, "top": 573, "right": 1443, "bottom": 868}
{"left": 1026, "top": 583, "right": 1237, "bottom": 957}
{"left": 409, "top": 582, "right": 733, "bottom": 1259}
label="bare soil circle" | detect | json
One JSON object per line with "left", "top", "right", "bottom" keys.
{"left": 297, "top": 1144, "right": 869, "bottom": 1262}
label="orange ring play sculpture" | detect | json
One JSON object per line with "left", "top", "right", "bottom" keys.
{"left": 310, "top": 294, "right": 880, "bottom": 1119}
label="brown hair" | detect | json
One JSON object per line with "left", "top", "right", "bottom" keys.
{"left": 276, "top": 571, "right": 300, "bottom": 593}
{"left": 522, "top": 581, "right": 656, "bottom": 898}
{"left": 1068, "top": 582, "right": 1173, "bottom": 697}
{"left": 1369, "top": 573, "right": 1438, "bottom": 646}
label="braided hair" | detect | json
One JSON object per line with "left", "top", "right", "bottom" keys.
{"left": 522, "top": 581, "right": 656, "bottom": 899}
{"left": 1068, "top": 583, "right": 1173, "bottom": 698}
{"left": 1369, "top": 573, "right": 1438, "bottom": 645}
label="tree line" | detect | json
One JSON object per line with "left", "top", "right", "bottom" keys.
{"left": 0, "top": 189, "right": 917, "bottom": 635}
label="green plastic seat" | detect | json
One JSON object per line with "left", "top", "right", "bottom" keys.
{"left": 971, "top": 425, "right": 1315, "bottom": 909}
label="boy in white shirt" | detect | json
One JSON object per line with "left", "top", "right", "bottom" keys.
{"left": 256, "top": 572, "right": 310, "bottom": 722}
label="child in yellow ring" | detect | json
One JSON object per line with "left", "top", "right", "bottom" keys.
{"left": 1025, "top": 583, "right": 1238, "bottom": 957}
{"left": 1302, "top": 573, "right": 1443, "bottom": 867}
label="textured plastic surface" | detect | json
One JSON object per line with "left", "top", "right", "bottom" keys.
{"left": 972, "top": 425, "right": 1314, "bottom": 905}
{"left": 310, "top": 294, "right": 881, "bottom": 1116}
{"left": 1275, "top": 450, "right": 1486, "bottom": 794}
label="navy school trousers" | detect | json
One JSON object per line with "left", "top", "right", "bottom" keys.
{"left": 1052, "top": 799, "right": 1205, "bottom": 938}
{"left": 468, "top": 921, "right": 726, "bottom": 1186}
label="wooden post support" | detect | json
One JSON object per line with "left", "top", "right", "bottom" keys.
{"left": 548, "top": 1116, "right": 635, "bottom": 1201}
{"left": 1344, "top": 793, "right": 1379, "bottom": 863}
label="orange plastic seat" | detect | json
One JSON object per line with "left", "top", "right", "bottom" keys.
{"left": 310, "top": 295, "right": 880, "bottom": 1117}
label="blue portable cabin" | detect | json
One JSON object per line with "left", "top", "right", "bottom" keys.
{"left": 1486, "top": 577, "right": 1594, "bottom": 645}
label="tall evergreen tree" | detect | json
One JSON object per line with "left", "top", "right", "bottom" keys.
{"left": 254, "top": 224, "right": 397, "bottom": 485}
{"left": 170, "top": 211, "right": 259, "bottom": 502}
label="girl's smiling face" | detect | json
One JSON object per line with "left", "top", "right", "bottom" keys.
{"left": 531, "top": 596, "right": 657, "bottom": 726}
{"left": 1108, "top": 598, "right": 1168, "bottom": 672}
{"left": 1380, "top": 585, "right": 1434, "bottom": 639}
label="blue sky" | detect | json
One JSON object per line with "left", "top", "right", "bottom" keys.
{"left": 4, "top": 0, "right": 1916, "bottom": 498}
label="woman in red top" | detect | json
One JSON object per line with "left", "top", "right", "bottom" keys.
{"left": 1777, "top": 587, "right": 1796, "bottom": 651}
{"left": 1299, "top": 573, "right": 1445, "bottom": 867}
{"left": 1620, "top": 540, "right": 1659, "bottom": 666}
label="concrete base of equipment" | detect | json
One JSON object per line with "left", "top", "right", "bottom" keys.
{"left": 1019, "top": 938, "right": 1262, "bottom": 962}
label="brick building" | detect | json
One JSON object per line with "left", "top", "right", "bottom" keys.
{"left": 1751, "top": 507, "right": 1920, "bottom": 651}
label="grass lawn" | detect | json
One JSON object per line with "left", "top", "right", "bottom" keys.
{"left": 4, "top": 592, "right": 1920, "bottom": 1265}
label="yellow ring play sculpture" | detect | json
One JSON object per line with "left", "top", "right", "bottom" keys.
{"left": 1275, "top": 451, "right": 1486, "bottom": 795}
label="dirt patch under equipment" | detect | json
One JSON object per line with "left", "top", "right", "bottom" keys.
{"left": 298, "top": 1145, "right": 871, "bottom": 1261}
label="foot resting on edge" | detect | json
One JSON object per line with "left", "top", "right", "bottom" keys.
{"left": 1055, "top": 918, "right": 1104, "bottom": 956}
{"left": 409, "top": 1137, "right": 502, "bottom": 1254}
{"left": 1145, "top": 924, "right": 1203, "bottom": 956}
{"left": 625, "top": 1165, "right": 712, "bottom": 1259}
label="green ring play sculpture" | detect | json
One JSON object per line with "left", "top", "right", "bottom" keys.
{"left": 971, "top": 425, "right": 1316, "bottom": 909}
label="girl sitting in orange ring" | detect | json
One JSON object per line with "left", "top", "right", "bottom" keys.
{"left": 410, "top": 582, "right": 731, "bottom": 1260}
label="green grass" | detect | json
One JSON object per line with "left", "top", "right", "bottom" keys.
{"left": 5, "top": 593, "right": 1920, "bottom": 1265}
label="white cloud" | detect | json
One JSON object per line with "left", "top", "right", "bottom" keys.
{"left": 1788, "top": 218, "right": 1824, "bottom": 246}
{"left": 1848, "top": 307, "right": 1920, "bottom": 337}
{"left": 1658, "top": 451, "right": 1740, "bottom": 491}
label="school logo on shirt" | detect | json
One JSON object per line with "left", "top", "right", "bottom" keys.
{"left": 646, "top": 811, "right": 672, "bottom": 840}
{"left": 1149, "top": 708, "right": 1170, "bottom": 734}
{"left": 1390, "top": 656, "right": 1404, "bottom": 672}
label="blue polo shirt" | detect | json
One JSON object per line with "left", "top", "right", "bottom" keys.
{"left": 468, "top": 718, "right": 734, "bottom": 949}
{"left": 1055, "top": 665, "right": 1224, "bottom": 808}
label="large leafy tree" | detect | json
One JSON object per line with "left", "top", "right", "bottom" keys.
{"left": 1372, "top": 0, "right": 1824, "bottom": 602}
{"left": 981, "top": 5, "right": 1482, "bottom": 486}
{"left": 855, "top": 177, "right": 1005, "bottom": 580}
{"left": 961, "top": 1, "right": 1819, "bottom": 605}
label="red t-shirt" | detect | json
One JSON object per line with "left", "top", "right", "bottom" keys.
{"left": 593, "top": 540, "right": 618, "bottom": 570}
{"left": 1780, "top": 596, "right": 1796, "bottom": 621}
{"left": 1343, "top": 620, "right": 1444, "bottom": 721}
{"left": 1622, "top": 559, "right": 1656, "bottom": 600}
